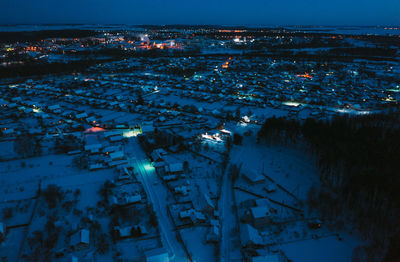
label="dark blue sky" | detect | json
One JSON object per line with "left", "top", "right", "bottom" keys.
{"left": 1, "top": 0, "right": 399, "bottom": 26}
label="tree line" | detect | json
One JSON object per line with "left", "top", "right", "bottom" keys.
{"left": 257, "top": 111, "right": 400, "bottom": 261}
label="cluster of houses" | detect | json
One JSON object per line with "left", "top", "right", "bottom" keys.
{"left": 2, "top": 47, "right": 398, "bottom": 148}
{"left": 148, "top": 146, "right": 222, "bottom": 247}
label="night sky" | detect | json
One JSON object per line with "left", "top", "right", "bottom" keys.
{"left": 1, "top": 0, "right": 399, "bottom": 26}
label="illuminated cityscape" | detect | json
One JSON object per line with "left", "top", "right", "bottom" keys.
{"left": 0, "top": 1, "right": 400, "bottom": 262}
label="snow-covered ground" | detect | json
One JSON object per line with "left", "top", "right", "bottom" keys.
{"left": 223, "top": 129, "right": 363, "bottom": 261}
{"left": 281, "top": 234, "right": 360, "bottom": 262}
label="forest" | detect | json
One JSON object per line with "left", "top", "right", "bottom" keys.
{"left": 0, "top": 30, "right": 97, "bottom": 43}
{"left": 257, "top": 111, "right": 400, "bottom": 261}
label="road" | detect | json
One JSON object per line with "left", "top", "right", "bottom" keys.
{"left": 128, "top": 138, "right": 188, "bottom": 262}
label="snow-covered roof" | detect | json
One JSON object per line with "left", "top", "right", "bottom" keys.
{"left": 250, "top": 206, "right": 270, "bottom": 219}
{"left": 118, "top": 226, "right": 132, "bottom": 238}
{"left": 76, "top": 112, "right": 88, "bottom": 119}
{"left": 109, "top": 135, "right": 124, "bottom": 142}
{"left": 89, "top": 163, "right": 104, "bottom": 171}
{"left": 243, "top": 169, "right": 265, "bottom": 183}
{"left": 167, "top": 163, "right": 184, "bottom": 173}
{"left": 70, "top": 229, "right": 90, "bottom": 246}
{"left": 151, "top": 150, "right": 163, "bottom": 161}
{"left": 84, "top": 143, "right": 102, "bottom": 151}
{"left": 240, "top": 224, "right": 263, "bottom": 246}
{"left": 109, "top": 151, "right": 124, "bottom": 160}
{"left": 48, "top": 104, "right": 60, "bottom": 110}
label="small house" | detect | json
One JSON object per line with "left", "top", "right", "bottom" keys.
{"left": 109, "top": 151, "right": 125, "bottom": 161}
{"left": 165, "top": 163, "right": 184, "bottom": 174}
{"left": 250, "top": 206, "right": 271, "bottom": 226}
{"left": 70, "top": 229, "right": 90, "bottom": 250}
{"left": 195, "top": 193, "right": 215, "bottom": 215}
{"left": 240, "top": 224, "right": 263, "bottom": 247}
{"left": 151, "top": 150, "right": 163, "bottom": 162}
{"left": 243, "top": 170, "right": 265, "bottom": 184}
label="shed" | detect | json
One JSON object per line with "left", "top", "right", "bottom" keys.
{"left": 250, "top": 206, "right": 271, "bottom": 226}
{"left": 109, "top": 151, "right": 124, "bottom": 161}
{"left": 240, "top": 224, "right": 263, "bottom": 246}
{"left": 243, "top": 170, "right": 265, "bottom": 184}
{"left": 70, "top": 229, "right": 90, "bottom": 249}
{"left": 166, "top": 163, "right": 184, "bottom": 174}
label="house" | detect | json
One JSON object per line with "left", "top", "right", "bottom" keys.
{"left": 115, "top": 226, "right": 133, "bottom": 239}
{"left": 102, "top": 146, "right": 119, "bottom": 154}
{"left": 2, "top": 128, "right": 14, "bottom": 136}
{"left": 108, "top": 159, "right": 129, "bottom": 167}
{"left": 151, "top": 150, "right": 163, "bottom": 162}
{"left": 162, "top": 174, "right": 178, "bottom": 181}
{"left": 136, "top": 225, "right": 149, "bottom": 236}
{"left": 154, "top": 161, "right": 166, "bottom": 169}
{"left": 109, "top": 135, "right": 124, "bottom": 143}
{"left": 104, "top": 130, "right": 121, "bottom": 138}
{"left": 89, "top": 163, "right": 105, "bottom": 171}
{"left": 179, "top": 209, "right": 206, "bottom": 224}
{"left": 114, "top": 224, "right": 148, "bottom": 239}
{"left": 84, "top": 143, "right": 103, "bottom": 154}
{"left": 109, "top": 151, "right": 125, "bottom": 161}
{"left": 145, "top": 248, "right": 169, "bottom": 262}
{"left": 195, "top": 193, "right": 215, "bottom": 215}
{"left": 75, "top": 112, "right": 88, "bottom": 119}
{"left": 141, "top": 122, "right": 155, "bottom": 133}
{"left": 240, "top": 224, "right": 263, "bottom": 247}
{"left": 190, "top": 211, "right": 206, "bottom": 224}
{"left": 117, "top": 167, "right": 131, "bottom": 181}
{"left": 243, "top": 170, "right": 265, "bottom": 184}
{"left": 179, "top": 209, "right": 193, "bottom": 220}
{"left": 174, "top": 185, "right": 190, "bottom": 195}
{"left": 67, "top": 150, "right": 81, "bottom": 155}
{"left": 250, "top": 206, "right": 271, "bottom": 226}
{"left": 111, "top": 193, "right": 141, "bottom": 206}
{"left": 48, "top": 104, "right": 61, "bottom": 113}
{"left": 165, "top": 163, "right": 184, "bottom": 174}
{"left": 70, "top": 229, "right": 90, "bottom": 250}
{"left": 48, "top": 104, "right": 60, "bottom": 111}
{"left": 206, "top": 219, "right": 220, "bottom": 243}
{"left": 264, "top": 183, "right": 276, "bottom": 193}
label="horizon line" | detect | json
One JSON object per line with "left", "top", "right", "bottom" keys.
{"left": 0, "top": 23, "right": 399, "bottom": 28}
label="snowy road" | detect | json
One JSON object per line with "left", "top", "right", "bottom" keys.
{"left": 128, "top": 138, "right": 188, "bottom": 262}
